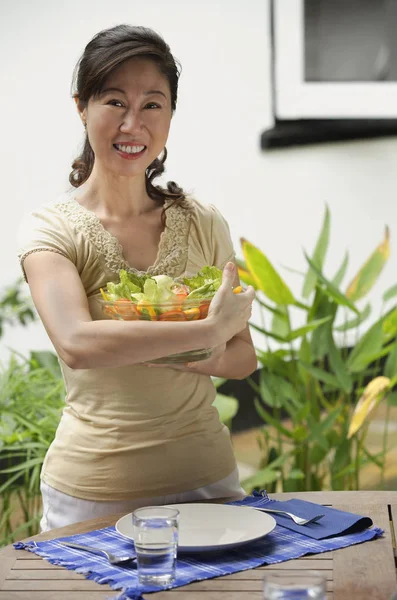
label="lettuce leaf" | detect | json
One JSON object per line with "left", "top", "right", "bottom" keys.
{"left": 105, "top": 270, "right": 149, "bottom": 301}
{"left": 142, "top": 275, "right": 176, "bottom": 304}
{"left": 184, "top": 266, "right": 223, "bottom": 298}
{"left": 104, "top": 265, "right": 223, "bottom": 303}
{"left": 120, "top": 270, "right": 149, "bottom": 292}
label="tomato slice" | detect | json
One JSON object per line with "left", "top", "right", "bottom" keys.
{"left": 172, "top": 285, "right": 190, "bottom": 301}
{"left": 199, "top": 302, "right": 210, "bottom": 319}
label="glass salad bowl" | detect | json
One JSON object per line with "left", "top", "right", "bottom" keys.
{"left": 97, "top": 296, "right": 213, "bottom": 364}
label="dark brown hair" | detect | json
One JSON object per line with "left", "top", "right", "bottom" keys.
{"left": 69, "top": 24, "right": 185, "bottom": 205}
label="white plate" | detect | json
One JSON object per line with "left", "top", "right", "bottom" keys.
{"left": 115, "top": 503, "right": 276, "bottom": 552}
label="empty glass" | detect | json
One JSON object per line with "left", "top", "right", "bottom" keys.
{"left": 263, "top": 570, "right": 326, "bottom": 599}
{"left": 132, "top": 506, "right": 179, "bottom": 586}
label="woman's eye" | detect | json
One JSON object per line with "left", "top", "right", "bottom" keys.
{"left": 145, "top": 102, "right": 161, "bottom": 109}
{"left": 107, "top": 99, "right": 123, "bottom": 107}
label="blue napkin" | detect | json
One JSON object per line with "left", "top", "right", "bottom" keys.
{"left": 235, "top": 491, "right": 373, "bottom": 539}
{"left": 13, "top": 491, "right": 382, "bottom": 600}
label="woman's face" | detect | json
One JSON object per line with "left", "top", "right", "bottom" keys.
{"left": 77, "top": 57, "right": 172, "bottom": 178}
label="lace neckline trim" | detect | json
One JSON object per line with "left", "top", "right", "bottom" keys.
{"left": 55, "top": 193, "right": 193, "bottom": 276}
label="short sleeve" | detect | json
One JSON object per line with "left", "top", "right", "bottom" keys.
{"left": 209, "top": 204, "right": 236, "bottom": 269}
{"left": 17, "top": 205, "right": 77, "bottom": 283}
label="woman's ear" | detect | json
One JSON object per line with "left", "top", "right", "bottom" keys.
{"left": 74, "top": 96, "right": 87, "bottom": 127}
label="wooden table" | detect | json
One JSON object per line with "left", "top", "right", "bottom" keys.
{"left": 1, "top": 490, "right": 397, "bottom": 600}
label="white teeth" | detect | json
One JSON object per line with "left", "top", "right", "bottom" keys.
{"left": 115, "top": 144, "right": 145, "bottom": 154}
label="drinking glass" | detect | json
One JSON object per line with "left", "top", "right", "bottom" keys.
{"left": 263, "top": 570, "right": 326, "bottom": 599}
{"left": 132, "top": 506, "right": 179, "bottom": 586}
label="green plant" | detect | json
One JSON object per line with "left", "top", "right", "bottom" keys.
{"left": 212, "top": 378, "right": 239, "bottom": 430}
{"left": 0, "top": 351, "right": 64, "bottom": 546}
{"left": 0, "top": 278, "right": 37, "bottom": 338}
{"left": 237, "top": 207, "right": 397, "bottom": 493}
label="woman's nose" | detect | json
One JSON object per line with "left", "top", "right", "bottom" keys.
{"left": 120, "top": 111, "right": 143, "bottom": 133}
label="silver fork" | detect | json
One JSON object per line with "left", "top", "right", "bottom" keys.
{"left": 251, "top": 507, "right": 325, "bottom": 526}
{"left": 60, "top": 541, "right": 136, "bottom": 566}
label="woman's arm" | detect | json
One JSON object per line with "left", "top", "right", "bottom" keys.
{"left": 23, "top": 252, "right": 254, "bottom": 369}
{"left": 187, "top": 327, "right": 256, "bottom": 380}
{"left": 191, "top": 266, "right": 256, "bottom": 378}
{"left": 146, "top": 267, "right": 257, "bottom": 379}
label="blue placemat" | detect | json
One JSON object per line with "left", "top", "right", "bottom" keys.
{"left": 240, "top": 490, "right": 374, "bottom": 539}
{"left": 14, "top": 492, "right": 384, "bottom": 600}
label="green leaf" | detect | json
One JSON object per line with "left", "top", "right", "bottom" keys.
{"left": 213, "top": 394, "right": 239, "bottom": 425}
{"left": 361, "top": 446, "right": 384, "bottom": 469}
{"left": 332, "top": 251, "right": 349, "bottom": 288}
{"left": 256, "top": 350, "right": 291, "bottom": 376}
{"left": 212, "top": 377, "right": 226, "bottom": 389}
{"left": 236, "top": 258, "right": 259, "bottom": 290}
{"left": 241, "top": 239, "right": 295, "bottom": 305}
{"left": 291, "top": 425, "right": 308, "bottom": 442}
{"left": 254, "top": 398, "right": 294, "bottom": 438}
{"left": 257, "top": 298, "right": 287, "bottom": 317}
{"left": 307, "top": 406, "right": 342, "bottom": 448}
{"left": 249, "top": 322, "right": 289, "bottom": 343}
{"left": 258, "top": 371, "right": 299, "bottom": 409}
{"left": 383, "top": 307, "right": 397, "bottom": 340}
{"left": 331, "top": 438, "right": 351, "bottom": 488}
{"left": 251, "top": 316, "right": 332, "bottom": 344}
{"left": 242, "top": 468, "right": 281, "bottom": 490}
{"left": 271, "top": 305, "right": 290, "bottom": 339}
{"left": 29, "top": 351, "right": 61, "bottom": 378}
{"left": 0, "top": 457, "right": 43, "bottom": 474}
{"left": 296, "top": 402, "right": 311, "bottom": 423}
{"left": 288, "top": 468, "right": 305, "bottom": 480}
{"left": 364, "top": 341, "right": 397, "bottom": 365}
{"left": 346, "top": 320, "right": 385, "bottom": 373}
{"left": 334, "top": 304, "right": 371, "bottom": 332}
{"left": 304, "top": 253, "right": 359, "bottom": 314}
{"left": 309, "top": 290, "right": 337, "bottom": 361}
{"left": 385, "top": 344, "right": 397, "bottom": 379}
{"left": 326, "top": 328, "right": 353, "bottom": 393}
{"left": 0, "top": 470, "right": 25, "bottom": 495}
{"left": 259, "top": 371, "right": 278, "bottom": 408}
{"left": 345, "top": 226, "right": 390, "bottom": 302}
{"left": 285, "top": 316, "right": 332, "bottom": 342}
{"left": 302, "top": 205, "right": 330, "bottom": 298}
{"left": 299, "top": 362, "right": 341, "bottom": 388}
{"left": 309, "top": 443, "right": 329, "bottom": 465}
{"left": 383, "top": 283, "right": 397, "bottom": 303}
{"left": 299, "top": 337, "right": 311, "bottom": 364}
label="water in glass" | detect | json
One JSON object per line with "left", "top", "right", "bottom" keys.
{"left": 263, "top": 571, "right": 326, "bottom": 599}
{"left": 133, "top": 506, "right": 179, "bottom": 586}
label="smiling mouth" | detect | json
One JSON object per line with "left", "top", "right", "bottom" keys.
{"left": 113, "top": 143, "right": 147, "bottom": 155}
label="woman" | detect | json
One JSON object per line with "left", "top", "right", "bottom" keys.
{"left": 17, "top": 24, "right": 256, "bottom": 531}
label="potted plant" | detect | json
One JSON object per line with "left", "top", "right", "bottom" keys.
{"left": 234, "top": 207, "right": 397, "bottom": 493}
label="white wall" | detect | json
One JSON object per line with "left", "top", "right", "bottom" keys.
{"left": 1, "top": 0, "right": 397, "bottom": 361}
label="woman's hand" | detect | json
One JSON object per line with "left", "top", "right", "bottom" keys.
{"left": 207, "top": 262, "right": 255, "bottom": 346}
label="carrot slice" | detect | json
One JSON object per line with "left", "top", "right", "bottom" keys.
{"left": 158, "top": 310, "right": 187, "bottom": 321}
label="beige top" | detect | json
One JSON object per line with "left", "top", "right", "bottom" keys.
{"left": 17, "top": 192, "right": 237, "bottom": 501}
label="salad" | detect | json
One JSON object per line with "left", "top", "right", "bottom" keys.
{"left": 99, "top": 266, "right": 242, "bottom": 321}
